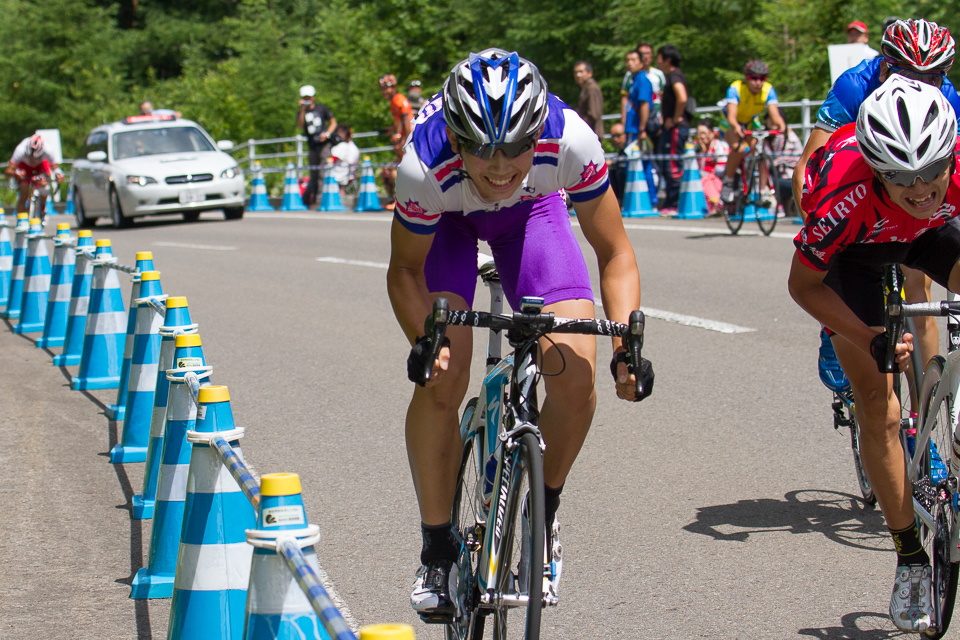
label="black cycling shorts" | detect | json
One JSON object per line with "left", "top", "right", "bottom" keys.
{"left": 823, "top": 217, "right": 960, "bottom": 328}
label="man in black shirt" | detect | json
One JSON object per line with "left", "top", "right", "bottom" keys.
{"left": 654, "top": 45, "right": 690, "bottom": 213}
{"left": 296, "top": 85, "right": 337, "bottom": 207}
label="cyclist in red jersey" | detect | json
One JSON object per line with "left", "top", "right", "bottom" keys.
{"left": 5, "top": 134, "right": 63, "bottom": 214}
{"left": 789, "top": 76, "right": 960, "bottom": 632}
{"left": 380, "top": 74, "right": 415, "bottom": 210}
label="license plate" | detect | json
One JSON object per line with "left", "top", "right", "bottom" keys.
{"left": 179, "top": 189, "right": 204, "bottom": 204}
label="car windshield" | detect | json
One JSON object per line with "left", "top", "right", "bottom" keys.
{"left": 112, "top": 127, "right": 215, "bottom": 159}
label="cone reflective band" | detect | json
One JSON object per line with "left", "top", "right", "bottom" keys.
{"left": 319, "top": 158, "right": 347, "bottom": 212}
{"left": 280, "top": 162, "right": 308, "bottom": 211}
{"left": 132, "top": 298, "right": 200, "bottom": 520}
{"left": 247, "top": 162, "right": 274, "bottom": 212}
{"left": 169, "top": 385, "right": 255, "bottom": 640}
{"left": 622, "top": 149, "right": 656, "bottom": 218}
{"left": 0, "top": 212, "right": 13, "bottom": 309}
{"left": 72, "top": 240, "right": 126, "bottom": 390}
{"left": 64, "top": 183, "right": 75, "bottom": 216}
{"left": 354, "top": 158, "right": 382, "bottom": 212}
{"left": 36, "top": 224, "right": 75, "bottom": 348}
{"left": 13, "top": 221, "right": 52, "bottom": 334}
{"left": 1, "top": 214, "right": 31, "bottom": 319}
{"left": 52, "top": 231, "right": 94, "bottom": 366}
{"left": 110, "top": 271, "right": 165, "bottom": 463}
{"left": 676, "top": 145, "right": 707, "bottom": 220}
{"left": 106, "top": 251, "right": 156, "bottom": 421}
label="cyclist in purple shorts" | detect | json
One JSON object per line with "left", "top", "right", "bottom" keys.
{"left": 387, "top": 48, "right": 651, "bottom": 619}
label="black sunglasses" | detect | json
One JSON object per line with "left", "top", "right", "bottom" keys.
{"left": 889, "top": 65, "right": 945, "bottom": 88}
{"left": 880, "top": 156, "right": 952, "bottom": 187}
{"left": 457, "top": 135, "right": 538, "bottom": 160}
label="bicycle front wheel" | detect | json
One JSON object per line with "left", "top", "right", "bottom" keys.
{"left": 755, "top": 155, "right": 780, "bottom": 236}
{"left": 492, "top": 431, "right": 544, "bottom": 640}
{"left": 722, "top": 171, "right": 745, "bottom": 235}
{"left": 848, "top": 405, "right": 877, "bottom": 506}
{"left": 916, "top": 356, "right": 958, "bottom": 638}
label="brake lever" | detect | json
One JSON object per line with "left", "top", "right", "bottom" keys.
{"left": 423, "top": 297, "right": 450, "bottom": 383}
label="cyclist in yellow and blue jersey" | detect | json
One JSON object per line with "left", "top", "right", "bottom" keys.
{"left": 720, "top": 60, "right": 787, "bottom": 204}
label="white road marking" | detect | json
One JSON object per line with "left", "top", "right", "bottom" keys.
{"left": 609, "top": 221, "right": 797, "bottom": 240}
{"left": 153, "top": 241, "right": 238, "bottom": 251}
{"left": 317, "top": 256, "right": 389, "bottom": 269}
{"left": 318, "top": 256, "right": 755, "bottom": 333}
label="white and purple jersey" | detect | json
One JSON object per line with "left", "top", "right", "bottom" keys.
{"left": 395, "top": 93, "right": 609, "bottom": 234}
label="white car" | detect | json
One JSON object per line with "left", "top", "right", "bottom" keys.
{"left": 70, "top": 115, "right": 246, "bottom": 228}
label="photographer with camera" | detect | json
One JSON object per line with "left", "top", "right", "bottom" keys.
{"left": 296, "top": 85, "right": 338, "bottom": 208}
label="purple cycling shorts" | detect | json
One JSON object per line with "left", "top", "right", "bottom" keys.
{"left": 424, "top": 191, "right": 594, "bottom": 309}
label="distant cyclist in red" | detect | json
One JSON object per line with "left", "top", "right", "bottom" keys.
{"left": 789, "top": 76, "right": 960, "bottom": 633}
{"left": 5, "top": 134, "right": 63, "bottom": 215}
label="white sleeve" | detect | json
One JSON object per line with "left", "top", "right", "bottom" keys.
{"left": 394, "top": 152, "right": 445, "bottom": 235}
{"left": 557, "top": 110, "right": 610, "bottom": 203}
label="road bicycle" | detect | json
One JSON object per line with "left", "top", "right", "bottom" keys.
{"left": 884, "top": 266, "right": 960, "bottom": 638}
{"left": 417, "top": 260, "right": 648, "bottom": 640}
{"left": 20, "top": 170, "right": 60, "bottom": 223}
{"left": 721, "top": 129, "right": 784, "bottom": 237}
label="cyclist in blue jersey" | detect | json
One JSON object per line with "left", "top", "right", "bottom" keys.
{"left": 387, "top": 48, "right": 652, "bottom": 620}
{"left": 791, "top": 18, "right": 958, "bottom": 393}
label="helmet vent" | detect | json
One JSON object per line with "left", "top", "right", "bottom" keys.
{"left": 923, "top": 102, "right": 940, "bottom": 129}
{"left": 896, "top": 97, "right": 912, "bottom": 137}
{"left": 917, "top": 135, "right": 932, "bottom": 159}
{"left": 867, "top": 114, "right": 893, "bottom": 140}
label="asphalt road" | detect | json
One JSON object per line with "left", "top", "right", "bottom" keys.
{"left": 0, "top": 210, "right": 915, "bottom": 639}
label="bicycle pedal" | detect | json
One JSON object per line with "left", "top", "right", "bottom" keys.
{"left": 418, "top": 612, "right": 455, "bottom": 625}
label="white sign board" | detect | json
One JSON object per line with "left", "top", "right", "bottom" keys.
{"left": 828, "top": 43, "right": 879, "bottom": 84}
{"left": 34, "top": 129, "right": 63, "bottom": 164}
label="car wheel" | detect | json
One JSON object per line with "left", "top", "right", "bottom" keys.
{"left": 110, "top": 188, "right": 132, "bottom": 229}
{"left": 74, "top": 187, "right": 96, "bottom": 228}
{"left": 182, "top": 211, "right": 201, "bottom": 222}
{"left": 224, "top": 207, "right": 244, "bottom": 220}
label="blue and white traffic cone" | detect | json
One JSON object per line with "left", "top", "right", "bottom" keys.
{"left": 72, "top": 239, "right": 126, "bottom": 390}
{"left": 110, "top": 271, "right": 166, "bottom": 463}
{"left": 621, "top": 150, "right": 656, "bottom": 218}
{"left": 280, "top": 163, "right": 308, "bottom": 211}
{"left": 133, "top": 301, "right": 200, "bottom": 519}
{"left": 36, "top": 224, "right": 76, "bottom": 348}
{"left": 354, "top": 158, "right": 382, "bottom": 212}
{"left": 64, "top": 183, "right": 75, "bottom": 216}
{"left": 106, "top": 251, "right": 156, "bottom": 421}
{"left": 243, "top": 473, "right": 329, "bottom": 640}
{"left": 247, "top": 162, "right": 274, "bottom": 212}
{"left": 131, "top": 355, "right": 213, "bottom": 599}
{"left": 44, "top": 197, "right": 56, "bottom": 219}
{"left": 168, "top": 385, "right": 256, "bottom": 640}
{"left": 0, "top": 211, "right": 12, "bottom": 309}
{"left": 13, "top": 219, "right": 51, "bottom": 334}
{"left": 1, "top": 214, "right": 31, "bottom": 319}
{"left": 52, "top": 230, "right": 94, "bottom": 366}
{"left": 319, "top": 158, "right": 347, "bottom": 212}
{"left": 674, "top": 145, "right": 708, "bottom": 220}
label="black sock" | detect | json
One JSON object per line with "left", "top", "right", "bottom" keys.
{"left": 420, "top": 522, "right": 459, "bottom": 565}
{"left": 544, "top": 483, "right": 564, "bottom": 527}
{"left": 891, "top": 522, "right": 930, "bottom": 566}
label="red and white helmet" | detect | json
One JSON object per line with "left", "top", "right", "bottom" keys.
{"left": 27, "top": 134, "right": 44, "bottom": 158}
{"left": 881, "top": 19, "right": 955, "bottom": 73}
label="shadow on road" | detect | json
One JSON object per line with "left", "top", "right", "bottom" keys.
{"left": 683, "top": 489, "right": 889, "bottom": 552}
{"left": 798, "top": 611, "right": 900, "bottom": 639}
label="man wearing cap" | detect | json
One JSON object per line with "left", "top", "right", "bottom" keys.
{"left": 296, "top": 85, "right": 337, "bottom": 208}
{"left": 847, "top": 21, "right": 869, "bottom": 44}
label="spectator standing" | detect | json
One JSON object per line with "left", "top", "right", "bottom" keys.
{"left": 607, "top": 122, "right": 631, "bottom": 204}
{"left": 296, "top": 85, "right": 337, "bottom": 207}
{"left": 655, "top": 44, "right": 691, "bottom": 213}
{"left": 627, "top": 67, "right": 658, "bottom": 208}
{"left": 138, "top": 100, "right": 180, "bottom": 118}
{"left": 407, "top": 80, "right": 426, "bottom": 115}
{"left": 638, "top": 42, "right": 666, "bottom": 148}
{"left": 330, "top": 124, "right": 361, "bottom": 192}
{"left": 379, "top": 74, "right": 414, "bottom": 211}
{"left": 847, "top": 21, "right": 869, "bottom": 44}
{"left": 620, "top": 49, "right": 643, "bottom": 142}
{"left": 574, "top": 61, "right": 605, "bottom": 141}
{"left": 694, "top": 122, "right": 729, "bottom": 215}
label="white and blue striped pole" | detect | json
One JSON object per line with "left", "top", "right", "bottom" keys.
{"left": 13, "top": 218, "right": 52, "bottom": 334}
{"left": 1, "top": 213, "right": 31, "bottom": 319}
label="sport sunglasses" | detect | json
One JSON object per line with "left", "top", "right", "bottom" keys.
{"left": 880, "top": 155, "right": 952, "bottom": 187}
{"left": 457, "top": 135, "right": 538, "bottom": 159}
{"left": 889, "top": 64, "right": 945, "bottom": 88}
{"left": 746, "top": 74, "right": 767, "bottom": 82}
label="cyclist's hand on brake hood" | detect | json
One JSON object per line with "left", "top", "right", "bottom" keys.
{"left": 610, "top": 350, "right": 654, "bottom": 402}
{"left": 407, "top": 335, "right": 451, "bottom": 387}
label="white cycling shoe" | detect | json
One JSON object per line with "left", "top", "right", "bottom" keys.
{"left": 889, "top": 564, "right": 933, "bottom": 633}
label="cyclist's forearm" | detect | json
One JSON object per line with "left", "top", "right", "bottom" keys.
{"left": 387, "top": 265, "right": 434, "bottom": 343}
{"left": 598, "top": 254, "right": 641, "bottom": 350}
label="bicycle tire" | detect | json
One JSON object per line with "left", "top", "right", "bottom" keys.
{"left": 848, "top": 408, "right": 877, "bottom": 506}
{"left": 448, "top": 398, "right": 486, "bottom": 640}
{"left": 722, "top": 170, "right": 745, "bottom": 235}
{"left": 916, "top": 356, "right": 959, "bottom": 638}
{"left": 492, "top": 431, "right": 544, "bottom": 640}
{"left": 755, "top": 155, "right": 779, "bottom": 236}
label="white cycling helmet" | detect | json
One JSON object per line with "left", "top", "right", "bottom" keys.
{"left": 27, "top": 134, "right": 44, "bottom": 158}
{"left": 856, "top": 75, "right": 957, "bottom": 173}
{"left": 442, "top": 48, "right": 549, "bottom": 146}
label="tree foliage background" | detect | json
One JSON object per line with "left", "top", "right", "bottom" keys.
{"left": 0, "top": 0, "right": 957, "bottom": 157}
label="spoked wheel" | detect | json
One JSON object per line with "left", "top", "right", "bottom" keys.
{"left": 447, "top": 399, "right": 486, "bottom": 640}
{"left": 754, "top": 155, "right": 780, "bottom": 236}
{"left": 491, "top": 432, "right": 544, "bottom": 640}
{"left": 847, "top": 406, "right": 877, "bottom": 506}
{"left": 915, "top": 356, "right": 959, "bottom": 638}
{"left": 721, "top": 171, "right": 745, "bottom": 235}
